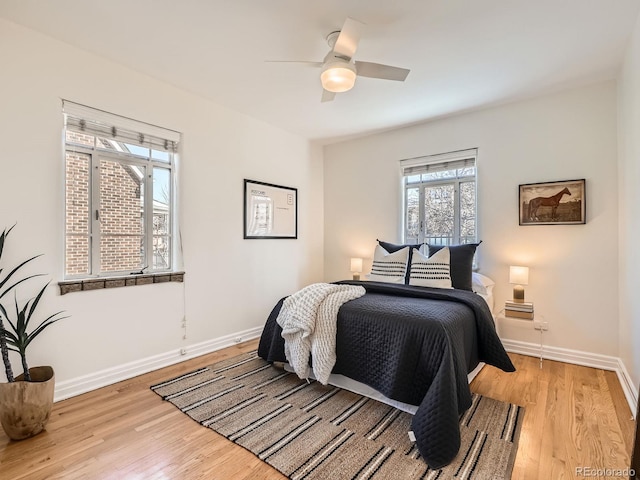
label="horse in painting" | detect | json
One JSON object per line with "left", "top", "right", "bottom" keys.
{"left": 528, "top": 187, "right": 571, "bottom": 221}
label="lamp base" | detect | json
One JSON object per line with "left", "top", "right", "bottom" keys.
{"left": 352, "top": 273, "right": 360, "bottom": 281}
{"left": 512, "top": 285, "right": 525, "bottom": 303}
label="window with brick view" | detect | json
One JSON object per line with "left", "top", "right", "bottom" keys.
{"left": 63, "top": 101, "right": 179, "bottom": 279}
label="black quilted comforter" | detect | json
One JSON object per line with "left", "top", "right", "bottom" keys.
{"left": 258, "top": 280, "right": 515, "bottom": 468}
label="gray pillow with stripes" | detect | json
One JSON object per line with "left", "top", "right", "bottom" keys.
{"left": 408, "top": 247, "right": 453, "bottom": 289}
{"left": 367, "top": 245, "right": 409, "bottom": 284}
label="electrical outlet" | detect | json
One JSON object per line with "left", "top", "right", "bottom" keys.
{"left": 533, "top": 321, "right": 549, "bottom": 331}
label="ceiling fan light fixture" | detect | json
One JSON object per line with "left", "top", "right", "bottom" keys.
{"left": 321, "top": 61, "right": 357, "bottom": 93}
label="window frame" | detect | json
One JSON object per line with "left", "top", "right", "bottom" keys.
{"left": 63, "top": 103, "right": 179, "bottom": 280}
{"left": 401, "top": 150, "right": 478, "bottom": 246}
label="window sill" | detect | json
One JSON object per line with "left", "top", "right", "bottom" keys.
{"left": 58, "top": 272, "right": 185, "bottom": 295}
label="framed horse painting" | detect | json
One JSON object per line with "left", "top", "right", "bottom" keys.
{"left": 519, "top": 179, "right": 586, "bottom": 225}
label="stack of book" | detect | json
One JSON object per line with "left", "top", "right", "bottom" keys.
{"left": 505, "top": 301, "right": 534, "bottom": 319}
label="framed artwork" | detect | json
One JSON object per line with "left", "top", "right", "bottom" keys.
{"left": 519, "top": 179, "right": 586, "bottom": 225}
{"left": 244, "top": 179, "right": 298, "bottom": 239}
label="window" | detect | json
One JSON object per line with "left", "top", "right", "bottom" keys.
{"left": 63, "top": 101, "right": 180, "bottom": 278}
{"left": 401, "top": 149, "right": 477, "bottom": 246}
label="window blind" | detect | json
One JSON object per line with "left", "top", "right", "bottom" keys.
{"left": 63, "top": 100, "right": 180, "bottom": 152}
{"left": 400, "top": 148, "right": 477, "bottom": 176}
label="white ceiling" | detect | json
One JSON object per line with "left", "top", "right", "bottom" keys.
{"left": 1, "top": 1, "right": 639, "bottom": 143}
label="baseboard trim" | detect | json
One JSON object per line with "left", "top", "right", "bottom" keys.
{"left": 54, "top": 326, "right": 263, "bottom": 402}
{"left": 55, "top": 330, "right": 640, "bottom": 417}
{"left": 616, "top": 358, "right": 638, "bottom": 419}
{"left": 501, "top": 338, "right": 638, "bottom": 416}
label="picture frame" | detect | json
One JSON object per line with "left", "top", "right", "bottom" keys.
{"left": 519, "top": 179, "right": 586, "bottom": 225}
{"left": 244, "top": 179, "right": 298, "bottom": 239}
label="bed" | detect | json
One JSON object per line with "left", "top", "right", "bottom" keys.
{"left": 258, "top": 279, "right": 515, "bottom": 469}
{"left": 258, "top": 241, "right": 512, "bottom": 468}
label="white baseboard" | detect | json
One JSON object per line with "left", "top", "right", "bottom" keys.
{"left": 55, "top": 330, "right": 640, "bottom": 419}
{"left": 501, "top": 338, "right": 638, "bottom": 417}
{"left": 616, "top": 358, "right": 638, "bottom": 419}
{"left": 54, "top": 326, "right": 264, "bottom": 402}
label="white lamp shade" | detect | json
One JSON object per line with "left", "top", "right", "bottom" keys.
{"left": 509, "top": 266, "right": 529, "bottom": 285}
{"left": 350, "top": 257, "right": 363, "bottom": 273}
{"left": 321, "top": 62, "right": 357, "bottom": 93}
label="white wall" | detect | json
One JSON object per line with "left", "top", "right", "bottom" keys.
{"left": 618, "top": 13, "right": 640, "bottom": 390}
{"left": 0, "top": 19, "right": 323, "bottom": 387}
{"left": 324, "top": 82, "right": 619, "bottom": 356}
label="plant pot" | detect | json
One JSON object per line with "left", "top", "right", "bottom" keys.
{"left": 0, "top": 366, "right": 55, "bottom": 440}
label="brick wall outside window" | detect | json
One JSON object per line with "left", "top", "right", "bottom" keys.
{"left": 65, "top": 153, "right": 147, "bottom": 275}
{"left": 99, "top": 159, "right": 144, "bottom": 272}
{"left": 65, "top": 152, "right": 90, "bottom": 276}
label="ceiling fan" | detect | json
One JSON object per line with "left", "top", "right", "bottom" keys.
{"left": 269, "top": 17, "right": 410, "bottom": 102}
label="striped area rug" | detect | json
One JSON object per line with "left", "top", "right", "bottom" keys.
{"left": 151, "top": 351, "right": 523, "bottom": 480}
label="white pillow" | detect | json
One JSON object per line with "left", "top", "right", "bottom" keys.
{"left": 367, "top": 245, "right": 409, "bottom": 284}
{"left": 408, "top": 247, "right": 452, "bottom": 289}
{"left": 471, "top": 272, "right": 495, "bottom": 295}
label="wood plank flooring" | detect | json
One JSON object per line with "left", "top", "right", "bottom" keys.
{"left": 0, "top": 339, "right": 634, "bottom": 479}
{"left": 471, "top": 353, "right": 634, "bottom": 480}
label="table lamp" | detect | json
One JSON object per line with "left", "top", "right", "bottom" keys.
{"left": 350, "top": 258, "right": 363, "bottom": 281}
{"left": 509, "top": 265, "right": 529, "bottom": 303}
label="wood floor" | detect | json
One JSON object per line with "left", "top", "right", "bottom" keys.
{"left": 0, "top": 339, "right": 635, "bottom": 479}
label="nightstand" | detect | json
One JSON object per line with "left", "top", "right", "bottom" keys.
{"left": 496, "top": 308, "right": 547, "bottom": 369}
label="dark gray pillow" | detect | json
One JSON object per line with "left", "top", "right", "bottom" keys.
{"left": 377, "top": 240, "right": 422, "bottom": 284}
{"left": 428, "top": 242, "right": 481, "bottom": 291}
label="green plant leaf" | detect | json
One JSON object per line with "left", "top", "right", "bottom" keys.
{"left": 1, "top": 328, "right": 18, "bottom": 343}
{"left": 0, "top": 302, "right": 18, "bottom": 334}
{"left": 1, "top": 290, "right": 68, "bottom": 357}
{"left": 0, "top": 255, "right": 43, "bottom": 300}
{"left": 0, "top": 225, "right": 68, "bottom": 379}
{"left": 0, "top": 224, "right": 16, "bottom": 259}
{"left": 25, "top": 313, "right": 68, "bottom": 347}
{"left": 27, "top": 282, "right": 49, "bottom": 324}
{"left": 16, "top": 295, "right": 28, "bottom": 335}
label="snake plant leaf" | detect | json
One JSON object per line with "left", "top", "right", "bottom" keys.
{"left": 0, "top": 225, "right": 68, "bottom": 381}
{"left": 27, "top": 282, "right": 49, "bottom": 322}
{"left": 0, "top": 324, "right": 16, "bottom": 339}
{"left": 1, "top": 284, "right": 67, "bottom": 351}
{"left": 0, "top": 225, "right": 44, "bottom": 302}
{"left": 0, "top": 302, "right": 18, "bottom": 334}
{"left": 25, "top": 313, "right": 68, "bottom": 348}
{"left": 0, "top": 224, "right": 16, "bottom": 258}
{"left": 0, "top": 255, "right": 44, "bottom": 300}
{"left": 0, "top": 324, "right": 18, "bottom": 344}
{"left": 2, "top": 335, "right": 18, "bottom": 346}
{"left": 16, "top": 297, "right": 28, "bottom": 335}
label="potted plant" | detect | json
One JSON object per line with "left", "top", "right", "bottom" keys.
{"left": 0, "top": 225, "right": 66, "bottom": 440}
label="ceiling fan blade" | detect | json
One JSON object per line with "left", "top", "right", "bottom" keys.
{"left": 321, "top": 89, "right": 336, "bottom": 103}
{"left": 333, "top": 17, "right": 362, "bottom": 59}
{"left": 354, "top": 61, "right": 410, "bottom": 81}
{"left": 265, "top": 60, "right": 323, "bottom": 67}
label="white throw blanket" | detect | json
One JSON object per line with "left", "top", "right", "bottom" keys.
{"left": 276, "top": 283, "right": 366, "bottom": 385}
